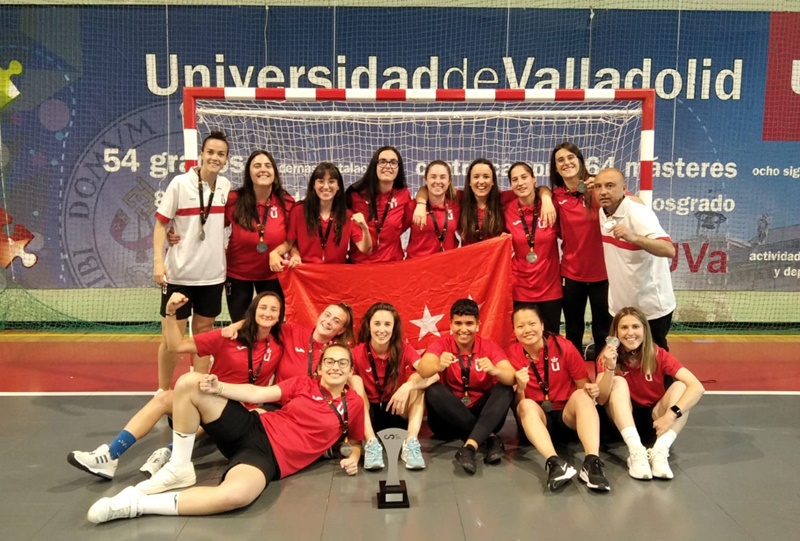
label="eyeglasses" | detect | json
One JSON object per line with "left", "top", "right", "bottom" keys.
{"left": 321, "top": 357, "right": 351, "bottom": 368}
{"left": 377, "top": 159, "right": 399, "bottom": 169}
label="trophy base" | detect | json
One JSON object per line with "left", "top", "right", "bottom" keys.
{"left": 377, "top": 480, "right": 410, "bottom": 509}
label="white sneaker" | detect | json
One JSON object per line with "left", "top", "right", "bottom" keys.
{"left": 648, "top": 447, "right": 674, "bottom": 479}
{"left": 627, "top": 447, "right": 653, "bottom": 480}
{"left": 134, "top": 461, "right": 195, "bottom": 494}
{"left": 139, "top": 447, "right": 172, "bottom": 478}
{"left": 363, "top": 438, "right": 385, "bottom": 470}
{"left": 401, "top": 437, "right": 426, "bottom": 470}
{"left": 87, "top": 486, "right": 143, "bottom": 524}
{"left": 68, "top": 444, "right": 118, "bottom": 480}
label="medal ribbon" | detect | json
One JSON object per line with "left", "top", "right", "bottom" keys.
{"left": 517, "top": 200, "right": 538, "bottom": 259}
{"left": 374, "top": 189, "right": 394, "bottom": 247}
{"left": 256, "top": 202, "right": 269, "bottom": 247}
{"left": 457, "top": 350, "right": 474, "bottom": 399}
{"left": 523, "top": 340, "right": 550, "bottom": 402}
{"left": 318, "top": 217, "right": 334, "bottom": 261}
{"left": 427, "top": 203, "right": 449, "bottom": 251}
{"left": 197, "top": 170, "right": 215, "bottom": 235}
{"left": 366, "top": 346, "right": 387, "bottom": 406}
{"left": 247, "top": 338, "right": 270, "bottom": 384}
{"left": 319, "top": 383, "right": 349, "bottom": 438}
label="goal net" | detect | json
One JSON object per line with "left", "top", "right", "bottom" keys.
{"left": 186, "top": 88, "right": 652, "bottom": 206}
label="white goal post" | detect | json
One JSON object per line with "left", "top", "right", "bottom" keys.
{"left": 183, "top": 87, "right": 655, "bottom": 204}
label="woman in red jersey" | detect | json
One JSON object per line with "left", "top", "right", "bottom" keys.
{"left": 595, "top": 306, "right": 704, "bottom": 481}
{"left": 86, "top": 344, "right": 365, "bottom": 523}
{"left": 351, "top": 302, "right": 438, "bottom": 470}
{"left": 346, "top": 146, "right": 412, "bottom": 263}
{"left": 508, "top": 303, "right": 607, "bottom": 493}
{"left": 504, "top": 162, "right": 562, "bottom": 334}
{"left": 405, "top": 160, "right": 460, "bottom": 257}
{"left": 269, "top": 162, "right": 371, "bottom": 268}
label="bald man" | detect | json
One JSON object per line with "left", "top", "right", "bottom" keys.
{"left": 595, "top": 168, "right": 676, "bottom": 350}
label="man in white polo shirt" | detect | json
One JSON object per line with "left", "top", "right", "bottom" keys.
{"left": 152, "top": 130, "right": 231, "bottom": 390}
{"left": 595, "top": 168, "right": 676, "bottom": 350}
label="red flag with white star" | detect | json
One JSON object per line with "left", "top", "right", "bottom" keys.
{"left": 278, "top": 235, "right": 514, "bottom": 352}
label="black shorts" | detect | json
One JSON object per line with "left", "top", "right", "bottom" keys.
{"left": 598, "top": 404, "right": 657, "bottom": 448}
{"left": 202, "top": 400, "right": 281, "bottom": 482}
{"left": 160, "top": 282, "right": 224, "bottom": 319}
{"left": 369, "top": 402, "right": 406, "bottom": 433}
{"left": 545, "top": 409, "right": 579, "bottom": 444}
{"left": 514, "top": 403, "right": 576, "bottom": 445}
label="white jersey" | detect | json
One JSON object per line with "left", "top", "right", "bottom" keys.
{"left": 599, "top": 196, "right": 676, "bottom": 319}
{"left": 155, "top": 167, "right": 230, "bottom": 285}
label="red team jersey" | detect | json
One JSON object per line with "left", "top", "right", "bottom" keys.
{"left": 351, "top": 342, "right": 420, "bottom": 404}
{"left": 507, "top": 335, "right": 588, "bottom": 411}
{"left": 503, "top": 199, "right": 562, "bottom": 303}
{"left": 225, "top": 191, "right": 294, "bottom": 281}
{"left": 553, "top": 186, "right": 607, "bottom": 283}
{"left": 274, "top": 323, "right": 331, "bottom": 383}
{"left": 347, "top": 188, "right": 412, "bottom": 263}
{"left": 425, "top": 335, "right": 508, "bottom": 407}
{"left": 193, "top": 329, "right": 284, "bottom": 409}
{"left": 287, "top": 203, "right": 364, "bottom": 264}
{"left": 405, "top": 199, "right": 461, "bottom": 258}
{"left": 261, "top": 376, "right": 365, "bottom": 477}
{"left": 597, "top": 347, "right": 683, "bottom": 408}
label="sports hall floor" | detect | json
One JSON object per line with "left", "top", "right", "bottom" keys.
{"left": 1, "top": 333, "right": 798, "bottom": 540}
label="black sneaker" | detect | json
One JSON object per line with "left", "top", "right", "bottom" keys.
{"left": 545, "top": 456, "right": 577, "bottom": 491}
{"left": 455, "top": 445, "right": 477, "bottom": 474}
{"left": 484, "top": 435, "right": 505, "bottom": 465}
{"left": 579, "top": 455, "right": 611, "bottom": 492}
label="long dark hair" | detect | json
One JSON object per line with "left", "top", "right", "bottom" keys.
{"left": 233, "top": 150, "right": 290, "bottom": 231}
{"left": 346, "top": 146, "right": 407, "bottom": 221}
{"left": 357, "top": 302, "right": 404, "bottom": 392}
{"left": 459, "top": 158, "right": 504, "bottom": 244}
{"left": 303, "top": 162, "right": 348, "bottom": 245}
{"left": 511, "top": 302, "right": 563, "bottom": 357}
{"left": 237, "top": 291, "right": 284, "bottom": 349}
{"left": 549, "top": 142, "right": 592, "bottom": 208}
{"left": 508, "top": 161, "right": 539, "bottom": 210}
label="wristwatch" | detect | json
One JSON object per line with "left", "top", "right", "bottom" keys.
{"left": 670, "top": 405, "right": 683, "bottom": 418}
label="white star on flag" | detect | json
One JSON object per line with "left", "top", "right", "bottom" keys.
{"left": 410, "top": 305, "right": 444, "bottom": 341}
{"left": 467, "top": 294, "right": 485, "bottom": 311}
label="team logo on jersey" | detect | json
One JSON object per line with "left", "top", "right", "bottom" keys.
{"left": 295, "top": 347, "right": 306, "bottom": 353}
{"left": 645, "top": 373, "right": 654, "bottom": 382}
{"left": 447, "top": 209, "right": 454, "bottom": 221}
{"left": 550, "top": 357, "right": 561, "bottom": 372}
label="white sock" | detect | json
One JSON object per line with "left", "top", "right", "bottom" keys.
{"left": 620, "top": 426, "right": 644, "bottom": 452}
{"left": 170, "top": 431, "right": 196, "bottom": 466}
{"left": 140, "top": 492, "right": 180, "bottom": 516}
{"left": 653, "top": 429, "right": 677, "bottom": 451}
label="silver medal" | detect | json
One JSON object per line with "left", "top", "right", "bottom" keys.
{"left": 461, "top": 395, "right": 471, "bottom": 406}
{"left": 199, "top": 228, "right": 206, "bottom": 241}
{"left": 256, "top": 241, "right": 268, "bottom": 254}
{"left": 577, "top": 181, "right": 587, "bottom": 194}
{"left": 339, "top": 441, "right": 353, "bottom": 458}
{"left": 603, "top": 219, "right": 617, "bottom": 230}
{"left": 541, "top": 400, "right": 553, "bottom": 413}
{"left": 526, "top": 251, "right": 538, "bottom": 264}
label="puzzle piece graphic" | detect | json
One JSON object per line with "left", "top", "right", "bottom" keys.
{"left": 0, "top": 206, "right": 38, "bottom": 268}
{"left": 0, "top": 60, "right": 23, "bottom": 112}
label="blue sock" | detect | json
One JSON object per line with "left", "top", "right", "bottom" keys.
{"left": 108, "top": 430, "right": 137, "bottom": 459}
